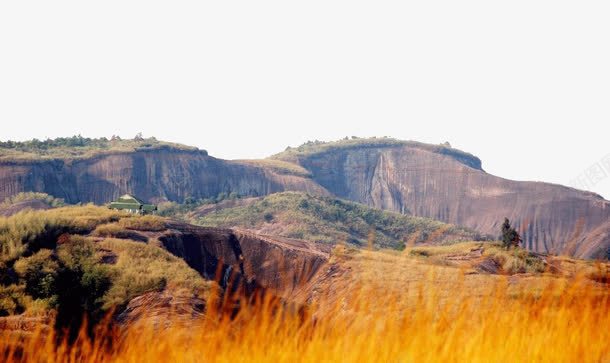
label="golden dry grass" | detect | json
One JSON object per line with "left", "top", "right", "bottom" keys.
{"left": 0, "top": 246, "right": 608, "bottom": 363}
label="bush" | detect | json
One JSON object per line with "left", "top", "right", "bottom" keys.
{"left": 54, "top": 236, "right": 112, "bottom": 338}
{"left": 13, "top": 249, "right": 60, "bottom": 299}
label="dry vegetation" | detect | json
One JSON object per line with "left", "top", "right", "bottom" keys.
{"left": 0, "top": 206, "right": 210, "bottom": 319}
{"left": 98, "top": 238, "right": 210, "bottom": 309}
{"left": 0, "top": 250, "right": 608, "bottom": 362}
{"left": 0, "top": 205, "right": 608, "bottom": 362}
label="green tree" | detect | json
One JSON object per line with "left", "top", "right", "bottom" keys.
{"left": 55, "top": 237, "right": 111, "bottom": 341}
{"left": 501, "top": 218, "right": 522, "bottom": 250}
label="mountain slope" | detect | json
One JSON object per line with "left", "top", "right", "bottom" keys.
{"left": 0, "top": 205, "right": 328, "bottom": 325}
{"left": 191, "top": 192, "right": 479, "bottom": 248}
{"left": 270, "top": 139, "right": 610, "bottom": 259}
{"left": 1, "top": 136, "right": 608, "bottom": 259}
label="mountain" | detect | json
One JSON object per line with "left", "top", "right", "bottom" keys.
{"left": 188, "top": 192, "right": 479, "bottom": 248}
{"left": 0, "top": 137, "right": 329, "bottom": 205}
{"left": 0, "top": 136, "right": 608, "bottom": 259}
{"left": 270, "top": 138, "right": 610, "bottom": 259}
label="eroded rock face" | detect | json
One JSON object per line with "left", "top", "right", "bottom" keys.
{"left": 0, "top": 148, "right": 329, "bottom": 204}
{"left": 158, "top": 222, "right": 329, "bottom": 299}
{"left": 289, "top": 145, "right": 610, "bottom": 259}
{"left": 1, "top": 142, "right": 608, "bottom": 258}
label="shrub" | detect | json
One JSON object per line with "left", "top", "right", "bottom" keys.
{"left": 54, "top": 236, "right": 112, "bottom": 338}
{"left": 13, "top": 249, "right": 60, "bottom": 299}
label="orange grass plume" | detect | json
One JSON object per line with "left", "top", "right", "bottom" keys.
{"left": 0, "top": 270, "right": 609, "bottom": 362}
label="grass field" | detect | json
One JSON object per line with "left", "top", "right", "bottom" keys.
{"left": 0, "top": 244, "right": 608, "bottom": 362}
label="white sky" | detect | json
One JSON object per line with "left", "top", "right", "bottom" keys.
{"left": 1, "top": 1, "right": 609, "bottom": 199}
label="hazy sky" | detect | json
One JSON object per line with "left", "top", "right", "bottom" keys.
{"left": 1, "top": 1, "right": 609, "bottom": 199}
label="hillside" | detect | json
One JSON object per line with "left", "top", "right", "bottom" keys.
{"left": 0, "top": 205, "right": 329, "bottom": 333}
{"left": 0, "top": 136, "right": 608, "bottom": 259}
{"left": 0, "top": 207, "right": 212, "bottom": 321}
{"left": 191, "top": 192, "right": 479, "bottom": 248}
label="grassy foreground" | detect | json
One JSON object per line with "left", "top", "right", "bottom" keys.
{"left": 1, "top": 252, "right": 608, "bottom": 363}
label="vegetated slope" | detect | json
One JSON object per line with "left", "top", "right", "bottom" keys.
{"left": 0, "top": 205, "right": 328, "bottom": 331}
{"left": 271, "top": 138, "right": 610, "bottom": 259}
{"left": 0, "top": 207, "right": 212, "bottom": 321}
{"left": 193, "top": 192, "right": 478, "bottom": 249}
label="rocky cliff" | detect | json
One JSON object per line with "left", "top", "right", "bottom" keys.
{"left": 158, "top": 222, "right": 329, "bottom": 300}
{"left": 0, "top": 147, "right": 328, "bottom": 205}
{"left": 275, "top": 141, "right": 610, "bottom": 259}
{"left": 1, "top": 138, "right": 608, "bottom": 259}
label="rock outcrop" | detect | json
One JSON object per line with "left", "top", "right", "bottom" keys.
{"left": 158, "top": 222, "right": 329, "bottom": 299}
{"left": 0, "top": 148, "right": 329, "bottom": 205}
{"left": 278, "top": 143, "right": 610, "bottom": 259}
{"left": 1, "top": 139, "right": 608, "bottom": 259}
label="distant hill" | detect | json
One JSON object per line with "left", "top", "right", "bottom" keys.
{"left": 271, "top": 137, "right": 483, "bottom": 170}
{"left": 191, "top": 192, "right": 479, "bottom": 249}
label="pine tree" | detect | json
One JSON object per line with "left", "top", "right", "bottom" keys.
{"left": 501, "top": 218, "right": 522, "bottom": 250}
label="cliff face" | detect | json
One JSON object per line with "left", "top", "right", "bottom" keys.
{"left": 0, "top": 141, "right": 608, "bottom": 259}
{"left": 158, "top": 222, "right": 329, "bottom": 300}
{"left": 288, "top": 145, "right": 610, "bottom": 258}
{"left": 0, "top": 148, "right": 328, "bottom": 205}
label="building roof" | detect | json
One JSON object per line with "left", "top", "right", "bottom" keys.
{"left": 109, "top": 194, "right": 157, "bottom": 211}
{"left": 116, "top": 194, "right": 144, "bottom": 205}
